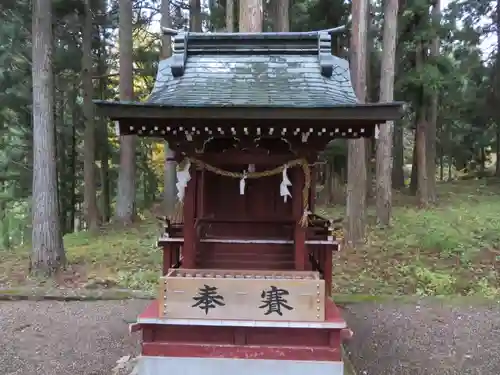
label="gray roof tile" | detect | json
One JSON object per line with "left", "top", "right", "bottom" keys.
{"left": 146, "top": 32, "right": 358, "bottom": 108}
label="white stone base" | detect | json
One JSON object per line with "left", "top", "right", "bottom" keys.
{"left": 138, "top": 356, "right": 344, "bottom": 375}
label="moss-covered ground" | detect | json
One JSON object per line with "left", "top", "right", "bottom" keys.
{"left": 1, "top": 179, "right": 500, "bottom": 299}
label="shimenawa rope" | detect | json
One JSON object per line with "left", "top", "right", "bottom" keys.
{"left": 175, "top": 157, "right": 311, "bottom": 227}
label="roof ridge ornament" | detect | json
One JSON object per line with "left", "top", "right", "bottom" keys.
{"left": 314, "top": 25, "right": 346, "bottom": 35}
{"left": 162, "top": 25, "right": 347, "bottom": 78}
{"left": 318, "top": 32, "right": 334, "bottom": 78}
{"left": 167, "top": 27, "right": 188, "bottom": 78}
{"left": 161, "top": 27, "right": 182, "bottom": 36}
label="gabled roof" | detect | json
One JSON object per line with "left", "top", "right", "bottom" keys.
{"left": 94, "top": 31, "right": 403, "bottom": 138}
{"left": 146, "top": 32, "right": 358, "bottom": 108}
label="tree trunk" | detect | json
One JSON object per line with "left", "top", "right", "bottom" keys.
{"left": 226, "top": 0, "right": 235, "bottom": 31}
{"left": 31, "top": 0, "right": 65, "bottom": 275}
{"left": 365, "top": 139, "right": 373, "bottom": 199}
{"left": 96, "top": 28, "right": 111, "bottom": 223}
{"left": 94, "top": 0, "right": 111, "bottom": 223}
{"left": 98, "top": 103, "right": 111, "bottom": 223}
{"left": 161, "top": 0, "right": 177, "bottom": 215}
{"left": 161, "top": 7, "right": 173, "bottom": 48}
{"left": 239, "top": 0, "right": 263, "bottom": 32}
{"left": 332, "top": 171, "right": 344, "bottom": 204}
{"left": 439, "top": 141, "right": 444, "bottom": 181}
{"left": 99, "top": 123, "right": 111, "bottom": 222}
{"left": 70, "top": 88, "right": 78, "bottom": 232}
{"left": 83, "top": 0, "right": 100, "bottom": 232}
{"left": 410, "top": 132, "right": 417, "bottom": 194}
{"left": 415, "top": 40, "right": 429, "bottom": 208}
{"left": 190, "top": 0, "right": 202, "bottom": 31}
{"left": 115, "top": 0, "right": 137, "bottom": 224}
{"left": 0, "top": 191, "right": 9, "bottom": 249}
{"left": 375, "top": 0, "right": 399, "bottom": 226}
{"left": 448, "top": 156, "right": 452, "bottom": 180}
{"left": 392, "top": 121, "right": 405, "bottom": 188}
{"left": 427, "top": 0, "right": 440, "bottom": 202}
{"left": 270, "top": 0, "right": 289, "bottom": 32}
{"left": 496, "top": 0, "right": 500, "bottom": 177}
{"left": 480, "top": 147, "right": 486, "bottom": 175}
{"left": 55, "top": 78, "right": 70, "bottom": 234}
{"left": 496, "top": 127, "right": 500, "bottom": 176}
{"left": 324, "top": 162, "right": 332, "bottom": 205}
{"left": 0, "top": 162, "right": 10, "bottom": 248}
{"left": 346, "top": 0, "right": 368, "bottom": 247}
{"left": 391, "top": 0, "right": 406, "bottom": 189}
{"left": 365, "top": 2, "right": 373, "bottom": 199}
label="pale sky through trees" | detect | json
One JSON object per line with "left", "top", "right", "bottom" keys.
{"left": 147, "top": 1, "right": 494, "bottom": 57}
{"left": 440, "top": 0, "right": 495, "bottom": 56}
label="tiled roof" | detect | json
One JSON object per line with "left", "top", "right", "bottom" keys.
{"left": 146, "top": 32, "right": 358, "bottom": 108}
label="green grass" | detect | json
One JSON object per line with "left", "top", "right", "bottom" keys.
{"left": 1, "top": 178, "right": 500, "bottom": 298}
{"left": 329, "top": 178, "right": 500, "bottom": 297}
{"left": 64, "top": 222, "right": 163, "bottom": 291}
{"left": 0, "top": 219, "right": 163, "bottom": 292}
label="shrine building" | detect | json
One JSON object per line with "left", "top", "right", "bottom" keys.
{"left": 95, "top": 30, "right": 403, "bottom": 375}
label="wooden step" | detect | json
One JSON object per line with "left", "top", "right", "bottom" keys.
{"left": 196, "top": 251, "right": 294, "bottom": 262}
{"left": 197, "top": 259, "right": 295, "bottom": 270}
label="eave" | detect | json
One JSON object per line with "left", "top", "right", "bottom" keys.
{"left": 94, "top": 100, "right": 404, "bottom": 123}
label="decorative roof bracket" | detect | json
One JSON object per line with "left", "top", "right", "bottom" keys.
{"left": 318, "top": 32, "right": 334, "bottom": 78}
{"left": 171, "top": 32, "right": 188, "bottom": 78}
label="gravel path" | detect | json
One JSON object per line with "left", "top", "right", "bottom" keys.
{"left": 2, "top": 298, "right": 500, "bottom": 375}
{"left": 0, "top": 300, "right": 149, "bottom": 375}
{"left": 343, "top": 298, "right": 500, "bottom": 375}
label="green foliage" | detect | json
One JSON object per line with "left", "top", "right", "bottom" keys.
{"left": 311, "top": 0, "right": 500, "bottom": 172}
{"left": 0, "top": 0, "right": 174, "bottom": 246}
{"left": 398, "top": 264, "right": 457, "bottom": 296}
{"left": 384, "top": 196, "right": 500, "bottom": 259}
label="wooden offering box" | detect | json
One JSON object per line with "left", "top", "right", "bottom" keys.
{"left": 159, "top": 269, "right": 325, "bottom": 322}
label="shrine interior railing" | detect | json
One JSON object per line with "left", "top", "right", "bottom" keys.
{"left": 158, "top": 214, "right": 343, "bottom": 243}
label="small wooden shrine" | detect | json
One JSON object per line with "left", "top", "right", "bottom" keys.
{"left": 96, "top": 30, "right": 402, "bottom": 375}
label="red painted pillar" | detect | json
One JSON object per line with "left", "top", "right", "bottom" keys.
{"left": 293, "top": 168, "right": 306, "bottom": 270}
{"left": 197, "top": 170, "right": 205, "bottom": 218}
{"left": 309, "top": 165, "right": 316, "bottom": 213}
{"left": 324, "top": 244, "right": 333, "bottom": 296}
{"left": 182, "top": 164, "right": 196, "bottom": 269}
{"left": 162, "top": 245, "right": 172, "bottom": 275}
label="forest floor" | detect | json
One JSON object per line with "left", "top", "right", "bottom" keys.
{"left": 2, "top": 178, "right": 500, "bottom": 298}
{"left": 329, "top": 177, "right": 500, "bottom": 298}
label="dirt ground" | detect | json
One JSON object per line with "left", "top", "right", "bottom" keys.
{"left": 1, "top": 298, "right": 500, "bottom": 375}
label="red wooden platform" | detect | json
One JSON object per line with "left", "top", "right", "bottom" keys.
{"left": 137, "top": 298, "right": 346, "bottom": 326}
{"left": 133, "top": 299, "right": 348, "bottom": 363}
